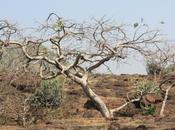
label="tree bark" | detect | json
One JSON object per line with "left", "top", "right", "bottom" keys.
{"left": 160, "top": 85, "right": 172, "bottom": 117}
{"left": 65, "top": 71, "right": 111, "bottom": 118}
{"left": 81, "top": 84, "right": 111, "bottom": 118}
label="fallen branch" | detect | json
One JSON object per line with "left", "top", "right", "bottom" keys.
{"left": 110, "top": 98, "right": 140, "bottom": 117}
{"left": 160, "top": 85, "right": 172, "bottom": 117}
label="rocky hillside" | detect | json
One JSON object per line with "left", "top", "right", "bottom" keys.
{"left": 0, "top": 73, "right": 175, "bottom": 130}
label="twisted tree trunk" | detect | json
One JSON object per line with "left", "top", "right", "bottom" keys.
{"left": 65, "top": 71, "right": 111, "bottom": 118}
{"left": 81, "top": 84, "right": 111, "bottom": 118}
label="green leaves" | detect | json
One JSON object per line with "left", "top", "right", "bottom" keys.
{"left": 30, "top": 79, "right": 63, "bottom": 108}
{"left": 52, "top": 19, "right": 64, "bottom": 31}
{"left": 142, "top": 104, "right": 156, "bottom": 115}
{"left": 136, "top": 80, "right": 160, "bottom": 95}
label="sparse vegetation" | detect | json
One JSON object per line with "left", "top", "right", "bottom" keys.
{"left": 136, "top": 80, "right": 160, "bottom": 95}
{"left": 133, "top": 80, "right": 160, "bottom": 116}
{"left": 30, "top": 79, "right": 63, "bottom": 108}
{"left": 146, "top": 61, "right": 162, "bottom": 76}
{"left": 146, "top": 60, "right": 175, "bottom": 77}
{"left": 162, "top": 64, "right": 175, "bottom": 75}
{"left": 141, "top": 104, "right": 156, "bottom": 116}
{"left": 0, "top": 14, "right": 166, "bottom": 119}
{"left": 0, "top": 12, "right": 175, "bottom": 129}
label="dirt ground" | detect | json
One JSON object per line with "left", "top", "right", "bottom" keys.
{"left": 0, "top": 74, "right": 175, "bottom": 130}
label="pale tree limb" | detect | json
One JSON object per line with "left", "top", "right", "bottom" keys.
{"left": 160, "top": 85, "right": 172, "bottom": 117}
{"left": 110, "top": 98, "right": 140, "bottom": 117}
{"left": 39, "top": 64, "right": 62, "bottom": 80}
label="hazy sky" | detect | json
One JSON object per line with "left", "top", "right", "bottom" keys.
{"left": 0, "top": 0, "right": 174, "bottom": 74}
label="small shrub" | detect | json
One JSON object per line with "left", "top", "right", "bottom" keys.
{"left": 135, "top": 80, "right": 159, "bottom": 116}
{"left": 141, "top": 104, "right": 156, "bottom": 116}
{"left": 146, "top": 60, "right": 175, "bottom": 76}
{"left": 162, "top": 64, "right": 175, "bottom": 75}
{"left": 136, "top": 80, "right": 160, "bottom": 95}
{"left": 146, "top": 61, "right": 162, "bottom": 75}
{"left": 30, "top": 78, "right": 63, "bottom": 108}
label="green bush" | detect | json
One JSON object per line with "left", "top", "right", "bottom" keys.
{"left": 136, "top": 80, "right": 160, "bottom": 95}
{"left": 30, "top": 78, "right": 63, "bottom": 108}
{"left": 135, "top": 80, "right": 159, "bottom": 116}
{"left": 162, "top": 64, "right": 175, "bottom": 75}
{"left": 141, "top": 104, "right": 156, "bottom": 115}
{"left": 146, "top": 60, "right": 175, "bottom": 76}
{"left": 146, "top": 61, "right": 162, "bottom": 75}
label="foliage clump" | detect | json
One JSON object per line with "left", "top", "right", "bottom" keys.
{"left": 162, "top": 64, "right": 175, "bottom": 75}
{"left": 135, "top": 80, "right": 160, "bottom": 116}
{"left": 146, "top": 59, "right": 175, "bottom": 76}
{"left": 146, "top": 61, "right": 162, "bottom": 76}
{"left": 136, "top": 80, "right": 160, "bottom": 95}
{"left": 30, "top": 79, "right": 63, "bottom": 108}
{"left": 141, "top": 104, "right": 156, "bottom": 116}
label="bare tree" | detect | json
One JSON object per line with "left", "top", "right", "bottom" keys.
{"left": 146, "top": 43, "right": 175, "bottom": 78}
{"left": 0, "top": 14, "right": 165, "bottom": 118}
